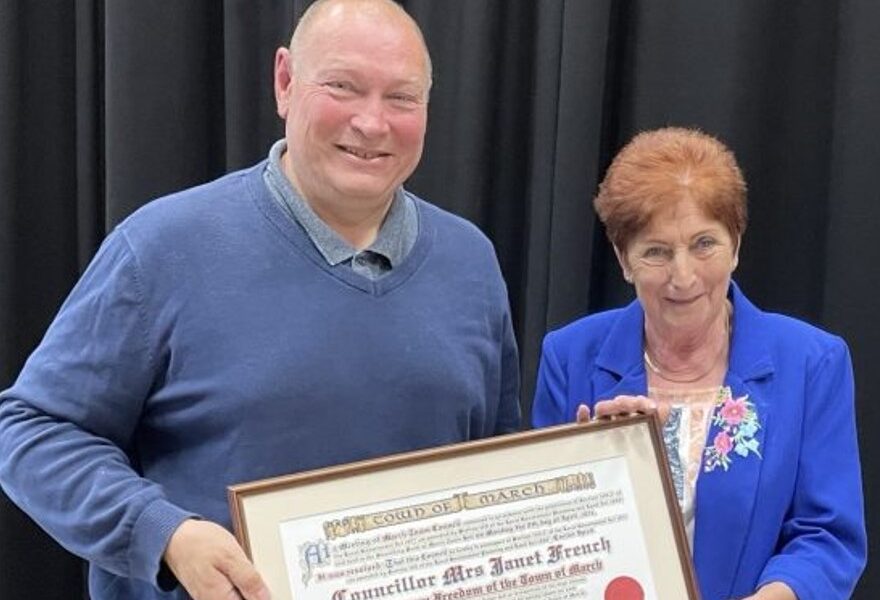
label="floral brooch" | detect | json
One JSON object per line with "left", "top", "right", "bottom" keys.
{"left": 703, "top": 386, "right": 762, "bottom": 473}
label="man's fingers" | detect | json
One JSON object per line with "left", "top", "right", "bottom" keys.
{"left": 576, "top": 404, "right": 591, "bottom": 423}
{"left": 164, "top": 519, "right": 270, "bottom": 600}
{"left": 224, "top": 555, "right": 270, "bottom": 600}
{"left": 220, "top": 583, "right": 243, "bottom": 600}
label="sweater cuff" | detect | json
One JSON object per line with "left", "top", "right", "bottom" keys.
{"left": 128, "top": 497, "right": 198, "bottom": 590}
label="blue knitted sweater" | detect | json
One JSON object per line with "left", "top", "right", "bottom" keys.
{"left": 0, "top": 162, "right": 521, "bottom": 599}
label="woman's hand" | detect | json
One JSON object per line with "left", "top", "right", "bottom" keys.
{"left": 576, "top": 395, "right": 669, "bottom": 423}
{"left": 736, "top": 581, "right": 797, "bottom": 600}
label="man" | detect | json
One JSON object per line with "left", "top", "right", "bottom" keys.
{"left": 0, "top": 1, "right": 520, "bottom": 598}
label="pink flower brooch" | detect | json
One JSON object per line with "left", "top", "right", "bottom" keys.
{"left": 703, "top": 386, "right": 762, "bottom": 473}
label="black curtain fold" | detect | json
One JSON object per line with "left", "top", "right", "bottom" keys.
{"left": 221, "top": 1, "right": 297, "bottom": 170}
{"left": 104, "top": 1, "right": 227, "bottom": 223}
{"left": 825, "top": 4, "right": 880, "bottom": 594}
{"left": 74, "top": 0, "right": 105, "bottom": 268}
{"left": 1, "top": 5, "right": 89, "bottom": 597}
{"left": 2, "top": 1, "right": 879, "bottom": 598}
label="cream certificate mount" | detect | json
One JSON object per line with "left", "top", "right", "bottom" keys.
{"left": 228, "top": 415, "right": 698, "bottom": 600}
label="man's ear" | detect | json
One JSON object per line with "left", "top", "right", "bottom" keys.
{"left": 274, "top": 47, "right": 293, "bottom": 119}
{"left": 613, "top": 245, "right": 633, "bottom": 284}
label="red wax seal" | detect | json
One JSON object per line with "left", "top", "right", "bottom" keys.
{"left": 604, "top": 576, "right": 644, "bottom": 600}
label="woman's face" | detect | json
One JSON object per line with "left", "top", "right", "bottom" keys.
{"left": 617, "top": 199, "right": 739, "bottom": 336}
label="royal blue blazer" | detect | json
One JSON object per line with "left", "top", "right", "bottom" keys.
{"left": 532, "top": 282, "right": 866, "bottom": 600}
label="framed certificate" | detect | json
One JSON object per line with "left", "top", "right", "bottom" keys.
{"left": 228, "top": 414, "right": 698, "bottom": 599}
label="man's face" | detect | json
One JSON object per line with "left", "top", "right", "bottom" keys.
{"left": 274, "top": 7, "right": 429, "bottom": 215}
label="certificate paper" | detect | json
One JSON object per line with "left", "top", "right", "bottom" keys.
{"left": 229, "top": 415, "right": 697, "bottom": 599}
{"left": 282, "top": 457, "right": 655, "bottom": 599}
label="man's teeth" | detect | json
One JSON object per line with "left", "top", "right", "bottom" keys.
{"left": 343, "top": 146, "right": 383, "bottom": 159}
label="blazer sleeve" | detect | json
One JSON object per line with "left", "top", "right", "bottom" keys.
{"left": 532, "top": 334, "right": 571, "bottom": 427}
{"left": 757, "top": 338, "right": 867, "bottom": 599}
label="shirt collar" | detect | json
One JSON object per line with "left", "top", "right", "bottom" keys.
{"left": 262, "top": 139, "right": 417, "bottom": 268}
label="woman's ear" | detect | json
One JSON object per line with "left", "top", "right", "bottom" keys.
{"left": 731, "top": 236, "right": 741, "bottom": 271}
{"left": 614, "top": 245, "right": 633, "bottom": 283}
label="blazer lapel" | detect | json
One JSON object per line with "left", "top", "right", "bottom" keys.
{"left": 591, "top": 299, "right": 648, "bottom": 401}
{"left": 693, "top": 284, "right": 774, "bottom": 599}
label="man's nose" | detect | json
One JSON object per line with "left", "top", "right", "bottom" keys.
{"left": 350, "top": 97, "right": 390, "bottom": 137}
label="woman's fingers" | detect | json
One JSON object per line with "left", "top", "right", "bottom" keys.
{"left": 575, "top": 404, "right": 591, "bottom": 423}
{"left": 594, "top": 395, "right": 657, "bottom": 418}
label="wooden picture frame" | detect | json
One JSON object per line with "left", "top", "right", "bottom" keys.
{"left": 229, "top": 413, "right": 699, "bottom": 599}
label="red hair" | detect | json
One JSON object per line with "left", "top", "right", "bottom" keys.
{"left": 594, "top": 127, "right": 747, "bottom": 251}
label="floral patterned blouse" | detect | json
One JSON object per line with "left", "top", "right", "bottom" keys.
{"left": 651, "top": 385, "right": 762, "bottom": 551}
{"left": 650, "top": 385, "right": 721, "bottom": 551}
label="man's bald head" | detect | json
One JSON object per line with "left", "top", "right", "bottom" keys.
{"left": 289, "top": 0, "right": 432, "bottom": 91}
{"left": 272, "top": 0, "right": 431, "bottom": 224}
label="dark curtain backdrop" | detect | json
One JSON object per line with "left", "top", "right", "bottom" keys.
{"left": 2, "top": 1, "right": 878, "bottom": 598}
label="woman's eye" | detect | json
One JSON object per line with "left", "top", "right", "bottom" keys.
{"left": 694, "top": 237, "right": 718, "bottom": 252}
{"left": 639, "top": 247, "right": 670, "bottom": 265}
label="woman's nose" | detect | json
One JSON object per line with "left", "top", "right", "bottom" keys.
{"left": 669, "top": 251, "right": 697, "bottom": 288}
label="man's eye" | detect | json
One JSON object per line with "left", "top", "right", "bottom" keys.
{"left": 389, "top": 93, "right": 416, "bottom": 102}
{"left": 325, "top": 81, "right": 354, "bottom": 92}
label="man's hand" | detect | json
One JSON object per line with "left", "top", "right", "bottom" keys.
{"left": 164, "top": 519, "right": 270, "bottom": 600}
{"left": 575, "top": 395, "right": 669, "bottom": 423}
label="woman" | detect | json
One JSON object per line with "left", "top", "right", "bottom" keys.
{"left": 532, "top": 128, "right": 865, "bottom": 600}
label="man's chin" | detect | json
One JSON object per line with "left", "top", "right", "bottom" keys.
{"left": 329, "top": 179, "right": 398, "bottom": 205}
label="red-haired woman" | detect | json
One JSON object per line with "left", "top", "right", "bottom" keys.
{"left": 533, "top": 128, "right": 865, "bottom": 600}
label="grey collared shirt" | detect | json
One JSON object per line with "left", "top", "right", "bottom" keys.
{"left": 263, "top": 139, "right": 419, "bottom": 280}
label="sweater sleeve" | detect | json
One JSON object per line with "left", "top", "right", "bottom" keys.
{"left": 756, "top": 338, "right": 867, "bottom": 599}
{"left": 0, "top": 231, "right": 195, "bottom": 589}
{"left": 494, "top": 305, "right": 522, "bottom": 435}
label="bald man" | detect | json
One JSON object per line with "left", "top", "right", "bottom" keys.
{"left": 0, "top": 1, "right": 521, "bottom": 598}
